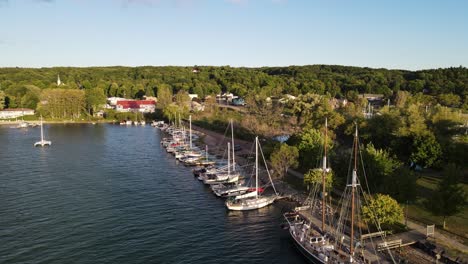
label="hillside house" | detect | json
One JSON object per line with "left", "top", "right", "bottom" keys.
{"left": 115, "top": 100, "right": 156, "bottom": 113}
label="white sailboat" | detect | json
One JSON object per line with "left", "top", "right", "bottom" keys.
{"left": 225, "top": 136, "right": 278, "bottom": 211}
{"left": 203, "top": 142, "right": 240, "bottom": 184}
{"left": 34, "top": 116, "right": 51, "bottom": 147}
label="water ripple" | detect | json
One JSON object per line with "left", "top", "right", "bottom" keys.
{"left": 0, "top": 124, "right": 305, "bottom": 264}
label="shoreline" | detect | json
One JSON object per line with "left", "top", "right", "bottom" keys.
{"left": 190, "top": 123, "right": 306, "bottom": 204}
{"left": 0, "top": 120, "right": 117, "bottom": 126}
{"left": 187, "top": 124, "right": 467, "bottom": 262}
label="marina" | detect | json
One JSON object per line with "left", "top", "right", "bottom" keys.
{"left": 0, "top": 123, "right": 306, "bottom": 264}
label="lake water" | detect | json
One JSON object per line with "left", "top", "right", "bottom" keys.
{"left": 0, "top": 124, "right": 306, "bottom": 264}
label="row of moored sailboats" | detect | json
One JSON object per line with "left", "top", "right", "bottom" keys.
{"left": 158, "top": 116, "right": 280, "bottom": 211}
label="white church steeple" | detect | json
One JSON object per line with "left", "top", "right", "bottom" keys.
{"left": 57, "top": 74, "right": 62, "bottom": 86}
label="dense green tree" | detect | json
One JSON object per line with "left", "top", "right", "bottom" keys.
{"left": 297, "top": 128, "right": 333, "bottom": 171}
{"left": 410, "top": 132, "right": 442, "bottom": 168}
{"left": 157, "top": 84, "right": 173, "bottom": 109}
{"left": 362, "top": 143, "right": 402, "bottom": 192}
{"left": 362, "top": 194, "right": 403, "bottom": 226}
{"left": 438, "top": 93, "right": 461, "bottom": 107}
{"left": 174, "top": 90, "right": 191, "bottom": 117}
{"left": 270, "top": 144, "right": 299, "bottom": 179}
{"left": 0, "top": 90, "right": 5, "bottom": 110}
{"left": 290, "top": 93, "right": 322, "bottom": 125}
{"left": 395, "top": 91, "right": 410, "bottom": 108}
{"left": 20, "top": 91, "right": 40, "bottom": 109}
{"left": 246, "top": 94, "right": 284, "bottom": 130}
{"left": 39, "top": 89, "right": 85, "bottom": 119}
{"left": 85, "top": 88, "right": 107, "bottom": 115}
{"left": 361, "top": 110, "right": 400, "bottom": 148}
{"left": 304, "top": 168, "right": 334, "bottom": 189}
{"left": 162, "top": 103, "right": 181, "bottom": 123}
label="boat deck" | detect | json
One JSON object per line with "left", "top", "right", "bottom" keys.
{"left": 295, "top": 209, "right": 396, "bottom": 263}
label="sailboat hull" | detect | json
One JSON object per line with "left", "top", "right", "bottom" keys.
{"left": 288, "top": 227, "right": 326, "bottom": 264}
{"left": 34, "top": 140, "right": 52, "bottom": 147}
{"left": 225, "top": 196, "right": 276, "bottom": 211}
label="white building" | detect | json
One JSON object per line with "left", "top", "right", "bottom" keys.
{"left": 191, "top": 101, "right": 205, "bottom": 112}
{"left": 216, "top": 93, "right": 238, "bottom": 104}
{"left": 107, "top": 97, "right": 127, "bottom": 106}
{"left": 115, "top": 100, "right": 156, "bottom": 113}
{"left": 0, "top": 108, "right": 35, "bottom": 119}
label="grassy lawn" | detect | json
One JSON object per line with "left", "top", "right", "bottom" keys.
{"left": 407, "top": 175, "right": 468, "bottom": 243}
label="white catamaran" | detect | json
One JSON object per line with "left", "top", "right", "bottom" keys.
{"left": 34, "top": 116, "right": 51, "bottom": 147}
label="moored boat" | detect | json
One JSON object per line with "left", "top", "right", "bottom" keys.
{"left": 225, "top": 136, "right": 278, "bottom": 211}
{"left": 34, "top": 116, "right": 51, "bottom": 147}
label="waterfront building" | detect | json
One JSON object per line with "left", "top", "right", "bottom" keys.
{"left": 115, "top": 100, "right": 156, "bottom": 113}
{"left": 0, "top": 108, "right": 35, "bottom": 119}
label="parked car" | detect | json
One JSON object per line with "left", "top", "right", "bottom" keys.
{"left": 232, "top": 98, "right": 246, "bottom": 106}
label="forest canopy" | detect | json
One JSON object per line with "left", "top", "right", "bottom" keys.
{"left": 0, "top": 65, "right": 466, "bottom": 111}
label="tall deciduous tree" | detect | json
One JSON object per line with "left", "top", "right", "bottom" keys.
{"left": 410, "top": 132, "right": 442, "bottom": 168}
{"left": 157, "top": 84, "right": 173, "bottom": 109}
{"left": 39, "top": 89, "right": 85, "bottom": 119}
{"left": 0, "top": 90, "right": 5, "bottom": 110}
{"left": 246, "top": 94, "right": 284, "bottom": 129}
{"left": 297, "top": 128, "right": 333, "bottom": 171}
{"left": 395, "top": 90, "right": 410, "bottom": 108}
{"left": 362, "top": 194, "right": 403, "bottom": 226}
{"left": 304, "top": 168, "right": 334, "bottom": 189}
{"left": 162, "top": 103, "right": 180, "bottom": 123}
{"left": 438, "top": 93, "right": 461, "bottom": 107}
{"left": 85, "top": 87, "right": 106, "bottom": 115}
{"left": 362, "top": 143, "right": 402, "bottom": 192}
{"left": 270, "top": 144, "right": 299, "bottom": 179}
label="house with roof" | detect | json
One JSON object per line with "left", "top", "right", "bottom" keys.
{"left": 216, "top": 93, "right": 239, "bottom": 104}
{"left": 115, "top": 100, "right": 156, "bottom": 113}
{"left": 0, "top": 108, "right": 35, "bottom": 119}
{"left": 107, "top": 97, "right": 127, "bottom": 106}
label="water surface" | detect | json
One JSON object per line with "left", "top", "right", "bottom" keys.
{"left": 0, "top": 124, "right": 305, "bottom": 264}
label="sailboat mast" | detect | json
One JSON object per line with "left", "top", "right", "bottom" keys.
{"left": 322, "top": 118, "right": 328, "bottom": 232}
{"left": 231, "top": 120, "right": 236, "bottom": 172}
{"left": 40, "top": 116, "right": 44, "bottom": 141}
{"left": 178, "top": 113, "right": 181, "bottom": 128}
{"left": 227, "top": 142, "right": 231, "bottom": 176}
{"left": 205, "top": 145, "right": 208, "bottom": 160}
{"left": 255, "top": 136, "right": 258, "bottom": 199}
{"left": 350, "top": 125, "right": 358, "bottom": 260}
{"left": 189, "top": 115, "right": 192, "bottom": 149}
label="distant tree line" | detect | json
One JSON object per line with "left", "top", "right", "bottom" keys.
{"left": 0, "top": 65, "right": 467, "bottom": 113}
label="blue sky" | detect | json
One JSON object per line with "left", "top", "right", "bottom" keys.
{"left": 0, "top": 0, "right": 467, "bottom": 69}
